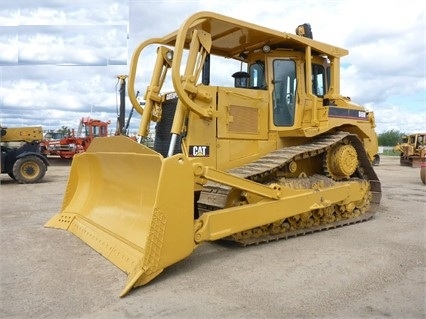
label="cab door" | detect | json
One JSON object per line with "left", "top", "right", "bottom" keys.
{"left": 271, "top": 59, "right": 297, "bottom": 127}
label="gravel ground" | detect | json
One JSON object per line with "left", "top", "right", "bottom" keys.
{"left": 0, "top": 156, "right": 425, "bottom": 319}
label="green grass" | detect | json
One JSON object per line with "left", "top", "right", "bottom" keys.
{"left": 381, "top": 149, "right": 399, "bottom": 156}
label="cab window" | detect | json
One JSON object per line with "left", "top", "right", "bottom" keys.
{"left": 272, "top": 59, "right": 296, "bottom": 126}
{"left": 311, "top": 64, "right": 326, "bottom": 96}
{"left": 249, "top": 61, "right": 266, "bottom": 89}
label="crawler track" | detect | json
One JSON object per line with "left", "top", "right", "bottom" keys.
{"left": 197, "top": 131, "right": 382, "bottom": 246}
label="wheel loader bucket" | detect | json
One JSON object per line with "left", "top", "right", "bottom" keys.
{"left": 45, "top": 136, "right": 195, "bottom": 297}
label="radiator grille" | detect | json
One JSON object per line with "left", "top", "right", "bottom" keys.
{"left": 228, "top": 105, "right": 258, "bottom": 133}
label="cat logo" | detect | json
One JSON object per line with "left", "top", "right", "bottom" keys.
{"left": 189, "top": 145, "right": 209, "bottom": 157}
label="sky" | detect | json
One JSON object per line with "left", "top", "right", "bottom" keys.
{"left": 0, "top": 0, "right": 425, "bottom": 136}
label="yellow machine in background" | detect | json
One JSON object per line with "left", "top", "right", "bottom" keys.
{"left": 394, "top": 133, "right": 426, "bottom": 168}
{"left": 1, "top": 126, "right": 49, "bottom": 183}
{"left": 46, "top": 12, "right": 381, "bottom": 297}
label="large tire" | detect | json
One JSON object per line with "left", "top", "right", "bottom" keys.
{"left": 12, "top": 156, "right": 46, "bottom": 184}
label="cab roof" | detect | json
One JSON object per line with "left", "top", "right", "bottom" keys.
{"left": 160, "top": 11, "right": 348, "bottom": 59}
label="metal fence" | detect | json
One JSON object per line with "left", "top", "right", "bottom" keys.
{"left": 378, "top": 146, "right": 399, "bottom": 156}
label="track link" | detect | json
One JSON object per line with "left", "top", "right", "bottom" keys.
{"left": 197, "top": 131, "right": 382, "bottom": 246}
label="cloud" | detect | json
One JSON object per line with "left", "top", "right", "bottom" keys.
{"left": 0, "top": 27, "right": 18, "bottom": 65}
{"left": 0, "top": 65, "right": 128, "bottom": 130}
{"left": 16, "top": 25, "right": 127, "bottom": 66}
{"left": 19, "top": 0, "right": 128, "bottom": 25}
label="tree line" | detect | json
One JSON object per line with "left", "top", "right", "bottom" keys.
{"left": 378, "top": 129, "right": 406, "bottom": 146}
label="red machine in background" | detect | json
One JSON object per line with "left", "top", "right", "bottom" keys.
{"left": 43, "top": 117, "right": 110, "bottom": 159}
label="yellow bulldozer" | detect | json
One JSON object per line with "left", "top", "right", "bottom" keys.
{"left": 46, "top": 11, "right": 381, "bottom": 297}
{"left": 394, "top": 133, "right": 426, "bottom": 168}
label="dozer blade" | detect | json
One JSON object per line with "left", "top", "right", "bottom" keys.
{"left": 45, "top": 136, "right": 195, "bottom": 297}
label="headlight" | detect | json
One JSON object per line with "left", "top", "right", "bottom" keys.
{"left": 166, "top": 50, "right": 174, "bottom": 61}
{"left": 262, "top": 45, "right": 271, "bottom": 53}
